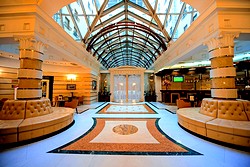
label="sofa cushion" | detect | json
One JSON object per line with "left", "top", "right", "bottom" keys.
{"left": 177, "top": 108, "right": 215, "bottom": 128}
{"left": 199, "top": 98, "right": 218, "bottom": 117}
{"left": 0, "top": 100, "right": 26, "bottom": 120}
{"left": 240, "top": 100, "right": 250, "bottom": 121}
{"left": 19, "top": 107, "right": 74, "bottom": 132}
{"left": 25, "top": 99, "right": 52, "bottom": 118}
{"left": 217, "top": 100, "right": 248, "bottom": 121}
{"left": 0, "top": 119, "right": 23, "bottom": 134}
{"left": 206, "top": 118, "right": 250, "bottom": 137}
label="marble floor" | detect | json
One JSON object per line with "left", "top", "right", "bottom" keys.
{"left": 0, "top": 102, "right": 249, "bottom": 167}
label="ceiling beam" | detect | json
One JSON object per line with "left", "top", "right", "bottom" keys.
{"left": 99, "top": 42, "right": 154, "bottom": 63}
{"left": 66, "top": 5, "right": 83, "bottom": 40}
{"left": 171, "top": 3, "right": 186, "bottom": 39}
{"left": 94, "top": 11, "right": 125, "bottom": 31}
{"left": 79, "top": 0, "right": 91, "bottom": 28}
{"left": 83, "top": 0, "right": 108, "bottom": 43}
{"left": 127, "top": 11, "right": 159, "bottom": 30}
{"left": 163, "top": 0, "right": 173, "bottom": 29}
{"left": 102, "top": 1, "right": 124, "bottom": 16}
{"left": 143, "top": 0, "right": 171, "bottom": 42}
{"left": 127, "top": 1, "right": 150, "bottom": 15}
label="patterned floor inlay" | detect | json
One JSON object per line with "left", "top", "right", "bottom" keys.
{"left": 49, "top": 118, "right": 201, "bottom": 156}
{"left": 97, "top": 104, "right": 156, "bottom": 114}
{"left": 113, "top": 124, "right": 138, "bottom": 135}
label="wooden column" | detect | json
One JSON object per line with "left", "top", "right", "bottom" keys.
{"left": 205, "top": 32, "right": 239, "bottom": 99}
{"left": 15, "top": 36, "right": 46, "bottom": 99}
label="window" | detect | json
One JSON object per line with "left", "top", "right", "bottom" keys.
{"left": 74, "top": 9, "right": 80, "bottom": 22}
{"left": 170, "top": 27, "right": 173, "bottom": 35}
{"left": 184, "top": 24, "right": 187, "bottom": 31}
{"left": 193, "top": 13, "right": 198, "bottom": 21}
{"left": 77, "top": 0, "right": 81, "bottom": 5}
{"left": 182, "top": 7, "right": 187, "bottom": 19}
{"left": 73, "top": 27, "right": 78, "bottom": 38}
{"left": 53, "top": 14, "right": 60, "bottom": 23}
{"left": 64, "top": 17, "right": 72, "bottom": 31}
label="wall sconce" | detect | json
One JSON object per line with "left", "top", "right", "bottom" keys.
{"left": 67, "top": 74, "right": 76, "bottom": 82}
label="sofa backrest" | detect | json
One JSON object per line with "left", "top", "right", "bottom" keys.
{"left": 217, "top": 100, "right": 248, "bottom": 121}
{"left": 199, "top": 98, "right": 218, "bottom": 117}
{"left": 25, "top": 99, "right": 52, "bottom": 118}
{"left": 0, "top": 100, "right": 26, "bottom": 120}
{"left": 238, "top": 100, "right": 250, "bottom": 121}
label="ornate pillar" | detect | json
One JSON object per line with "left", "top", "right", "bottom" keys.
{"left": 110, "top": 72, "right": 114, "bottom": 102}
{"left": 15, "top": 36, "right": 47, "bottom": 100}
{"left": 205, "top": 32, "right": 239, "bottom": 99}
{"left": 140, "top": 72, "right": 144, "bottom": 102}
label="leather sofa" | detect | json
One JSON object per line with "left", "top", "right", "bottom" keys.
{"left": 177, "top": 98, "right": 250, "bottom": 147}
{"left": 0, "top": 99, "right": 74, "bottom": 144}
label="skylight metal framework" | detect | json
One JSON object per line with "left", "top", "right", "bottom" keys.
{"left": 53, "top": 0, "right": 199, "bottom": 69}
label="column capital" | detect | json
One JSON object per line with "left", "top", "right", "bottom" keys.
{"left": 14, "top": 35, "right": 48, "bottom": 54}
{"left": 203, "top": 31, "right": 240, "bottom": 51}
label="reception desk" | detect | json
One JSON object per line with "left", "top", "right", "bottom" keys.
{"left": 161, "top": 89, "right": 250, "bottom": 104}
{"left": 160, "top": 90, "right": 211, "bottom": 104}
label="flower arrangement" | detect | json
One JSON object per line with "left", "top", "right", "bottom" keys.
{"left": 163, "top": 78, "right": 171, "bottom": 89}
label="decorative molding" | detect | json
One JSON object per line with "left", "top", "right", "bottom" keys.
{"left": 14, "top": 35, "right": 48, "bottom": 54}
{"left": 204, "top": 31, "right": 240, "bottom": 51}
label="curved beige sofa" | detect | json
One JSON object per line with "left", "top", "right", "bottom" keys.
{"left": 177, "top": 98, "right": 250, "bottom": 147}
{"left": 0, "top": 99, "right": 74, "bottom": 144}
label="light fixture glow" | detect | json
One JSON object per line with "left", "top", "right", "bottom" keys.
{"left": 67, "top": 74, "right": 76, "bottom": 81}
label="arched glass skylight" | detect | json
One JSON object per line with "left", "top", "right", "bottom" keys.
{"left": 53, "top": 0, "right": 199, "bottom": 69}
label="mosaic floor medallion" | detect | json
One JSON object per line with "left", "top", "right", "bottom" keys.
{"left": 113, "top": 124, "right": 138, "bottom": 135}
{"left": 49, "top": 118, "right": 202, "bottom": 156}
{"left": 97, "top": 104, "right": 156, "bottom": 114}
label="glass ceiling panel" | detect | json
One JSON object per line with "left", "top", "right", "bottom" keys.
{"left": 101, "top": 6, "right": 124, "bottom": 22}
{"left": 131, "top": 0, "right": 145, "bottom": 8}
{"left": 166, "top": 14, "right": 179, "bottom": 36}
{"left": 83, "top": 0, "right": 97, "bottom": 15}
{"left": 127, "top": 16, "right": 148, "bottom": 27}
{"left": 77, "top": 16, "right": 88, "bottom": 37}
{"left": 157, "top": 14, "right": 165, "bottom": 25}
{"left": 95, "top": 0, "right": 104, "bottom": 10}
{"left": 108, "top": 15, "right": 125, "bottom": 25}
{"left": 156, "top": 0, "right": 170, "bottom": 14}
{"left": 105, "top": 0, "right": 123, "bottom": 10}
{"left": 87, "top": 16, "right": 96, "bottom": 26}
{"left": 128, "top": 7, "right": 151, "bottom": 22}
{"left": 53, "top": 0, "right": 200, "bottom": 69}
{"left": 170, "top": 0, "right": 183, "bottom": 14}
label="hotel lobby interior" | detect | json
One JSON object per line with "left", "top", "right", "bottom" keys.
{"left": 0, "top": 0, "right": 250, "bottom": 167}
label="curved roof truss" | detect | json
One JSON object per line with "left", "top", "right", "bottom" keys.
{"left": 87, "top": 21, "right": 167, "bottom": 69}
{"left": 53, "top": 0, "right": 199, "bottom": 69}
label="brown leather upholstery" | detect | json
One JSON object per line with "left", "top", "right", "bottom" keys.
{"left": 25, "top": 99, "right": 52, "bottom": 118}
{"left": 65, "top": 99, "right": 78, "bottom": 113}
{"left": 78, "top": 96, "right": 84, "bottom": 106}
{"left": 18, "top": 107, "right": 74, "bottom": 141}
{"left": 199, "top": 98, "right": 218, "bottom": 117}
{"left": 217, "top": 100, "right": 248, "bottom": 121}
{"left": 0, "top": 100, "right": 26, "bottom": 120}
{"left": 177, "top": 98, "right": 250, "bottom": 147}
{"left": 241, "top": 100, "right": 250, "bottom": 120}
{"left": 176, "top": 99, "right": 191, "bottom": 109}
{"left": 0, "top": 99, "right": 74, "bottom": 144}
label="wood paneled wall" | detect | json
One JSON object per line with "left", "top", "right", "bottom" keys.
{"left": 0, "top": 66, "right": 98, "bottom": 104}
{"left": 0, "top": 66, "right": 18, "bottom": 99}
{"left": 43, "top": 71, "right": 98, "bottom": 105}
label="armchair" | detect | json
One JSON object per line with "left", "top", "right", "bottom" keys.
{"left": 64, "top": 99, "right": 79, "bottom": 113}
{"left": 176, "top": 99, "right": 191, "bottom": 109}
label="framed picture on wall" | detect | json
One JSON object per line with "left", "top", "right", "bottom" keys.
{"left": 67, "top": 84, "right": 76, "bottom": 90}
{"left": 92, "top": 80, "right": 97, "bottom": 90}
